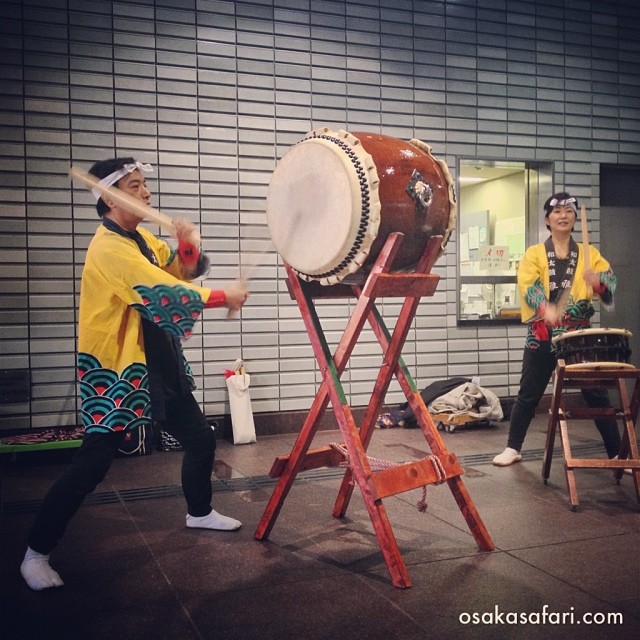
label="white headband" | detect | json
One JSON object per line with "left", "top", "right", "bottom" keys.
{"left": 547, "top": 196, "right": 577, "bottom": 212}
{"left": 92, "top": 161, "right": 153, "bottom": 200}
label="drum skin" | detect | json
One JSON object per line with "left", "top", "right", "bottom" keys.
{"left": 552, "top": 328, "right": 632, "bottom": 365}
{"left": 266, "top": 128, "right": 456, "bottom": 285}
{"left": 352, "top": 132, "right": 454, "bottom": 276}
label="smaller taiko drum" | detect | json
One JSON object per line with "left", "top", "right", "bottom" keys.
{"left": 552, "top": 328, "right": 633, "bottom": 368}
{"left": 266, "top": 128, "right": 457, "bottom": 285}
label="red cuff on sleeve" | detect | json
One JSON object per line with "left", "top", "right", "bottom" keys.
{"left": 178, "top": 239, "right": 200, "bottom": 266}
{"left": 204, "top": 290, "right": 226, "bottom": 308}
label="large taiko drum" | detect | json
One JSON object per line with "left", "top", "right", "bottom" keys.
{"left": 552, "top": 328, "right": 633, "bottom": 368}
{"left": 266, "top": 128, "right": 457, "bottom": 285}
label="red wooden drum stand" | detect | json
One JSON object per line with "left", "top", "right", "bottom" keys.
{"left": 542, "top": 360, "right": 640, "bottom": 510}
{"left": 254, "top": 233, "right": 494, "bottom": 588}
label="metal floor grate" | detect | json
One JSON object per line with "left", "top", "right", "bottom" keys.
{"left": 0, "top": 442, "right": 624, "bottom": 516}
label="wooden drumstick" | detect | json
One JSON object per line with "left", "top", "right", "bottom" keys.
{"left": 226, "top": 277, "right": 246, "bottom": 319}
{"left": 69, "top": 166, "right": 200, "bottom": 245}
{"left": 225, "top": 252, "right": 268, "bottom": 318}
{"left": 580, "top": 204, "right": 592, "bottom": 296}
{"left": 556, "top": 285, "right": 572, "bottom": 319}
{"left": 580, "top": 204, "right": 591, "bottom": 269}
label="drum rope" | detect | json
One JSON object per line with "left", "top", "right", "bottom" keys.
{"left": 328, "top": 442, "right": 447, "bottom": 512}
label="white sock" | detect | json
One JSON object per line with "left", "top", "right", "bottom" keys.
{"left": 186, "top": 508, "right": 242, "bottom": 531}
{"left": 493, "top": 447, "right": 523, "bottom": 467}
{"left": 20, "top": 547, "right": 64, "bottom": 591}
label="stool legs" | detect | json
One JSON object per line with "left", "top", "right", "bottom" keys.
{"left": 542, "top": 361, "right": 640, "bottom": 510}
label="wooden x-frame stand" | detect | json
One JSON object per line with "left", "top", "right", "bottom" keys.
{"left": 254, "top": 233, "right": 494, "bottom": 588}
{"left": 542, "top": 360, "right": 640, "bottom": 510}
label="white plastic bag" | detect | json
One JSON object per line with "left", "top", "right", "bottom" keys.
{"left": 225, "top": 359, "right": 256, "bottom": 445}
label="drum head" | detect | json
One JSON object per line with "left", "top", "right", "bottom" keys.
{"left": 267, "top": 129, "right": 381, "bottom": 285}
{"left": 552, "top": 327, "right": 633, "bottom": 345}
{"left": 552, "top": 327, "right": 633, "bottom": 366}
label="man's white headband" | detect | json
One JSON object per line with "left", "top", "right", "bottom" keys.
{"left": 92, "top": 161, "right": 153, "bottom": 200}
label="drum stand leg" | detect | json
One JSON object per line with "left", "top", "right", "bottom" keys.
{"left": 542, "top": 366, "right": 565, "bottom": 484}
{"left": 542, "top": 360, "right": 640, "bottom": 510}
{"left": 254, "top": 233, "right": 494, "bottom": 588}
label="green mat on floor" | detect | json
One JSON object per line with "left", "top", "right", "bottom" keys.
{"left": 0, "top": 439, "right": 82, "bottom": 454}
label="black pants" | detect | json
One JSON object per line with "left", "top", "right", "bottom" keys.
{"left": 28, "top": 393, "right": 216, "bottom": 555}
{"left": 507, "top": 346, "right": 621, "bottom": 457}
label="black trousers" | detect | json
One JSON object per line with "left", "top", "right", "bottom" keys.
{"left": 507, "top": 346, "right": 621, "bottom": 457}
{"left": 28, "top": 393, "right": 216, "bottom": 555}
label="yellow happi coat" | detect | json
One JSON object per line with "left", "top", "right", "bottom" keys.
{"left": 518, "top": 242, "right": 612, "bottom": 322}
{"left": 77, "top": 224, "right": 212, "bottom": 434}
{"left": 517, "top": 240, "right": 615, "bottom": 349}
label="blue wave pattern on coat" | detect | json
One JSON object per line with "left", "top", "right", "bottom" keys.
{"left": 131, "top": 283, "right": 205, "bottom": 339}
{"left": 524, "top": 278, "right": 596, "bottom": 351}
{"left": 78, "top": 353, "right": 151, "bottom": 433}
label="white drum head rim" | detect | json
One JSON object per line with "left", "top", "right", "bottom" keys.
{"left": 564, "top": 362, "right": 637, "bottom": 370}
{"left": 266, "top": 127, "right": 381, "bottom": 285}
{"left": 552, "top": 327, "right": 633, "bottom": 345}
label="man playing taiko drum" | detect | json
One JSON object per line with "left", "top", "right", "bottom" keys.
{"left": 493, "top": 192, "right": 620, "bottom": 466}
{"left": 21, "top": 157, "right": 249, "bottom": 590}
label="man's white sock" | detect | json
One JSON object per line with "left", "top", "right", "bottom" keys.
{"left": 20, "top": 547, "right": 64, "bottom": 591}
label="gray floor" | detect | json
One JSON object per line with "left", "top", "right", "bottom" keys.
{"left": 1, "top": 414, "right": 638, "bottom": 640}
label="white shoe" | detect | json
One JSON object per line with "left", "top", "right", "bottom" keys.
{"left": 493, "top": 447, "right": 522, "bottom": 467}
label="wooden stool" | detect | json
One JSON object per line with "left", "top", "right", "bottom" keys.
{"left": 542, "top": 360, "right": 640, "bottom": 510}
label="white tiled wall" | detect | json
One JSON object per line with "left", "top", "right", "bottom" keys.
{"left": 1, "top": 0, "right": 640, "bottom": 431}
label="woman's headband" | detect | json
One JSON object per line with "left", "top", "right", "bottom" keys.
{"left": 545, "top": 196, "right": 577, "bottom": 214}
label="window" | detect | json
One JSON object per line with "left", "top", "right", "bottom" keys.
{"left": 457, "top": 159, "right": 553, "bottom": 323}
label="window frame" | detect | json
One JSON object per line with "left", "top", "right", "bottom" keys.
{"left": 456, "top": 158, "right": 553, "bottom": 326}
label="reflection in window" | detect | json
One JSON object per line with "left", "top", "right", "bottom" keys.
{"left": 457, "top": 160, "right": 552, "bottom": 323}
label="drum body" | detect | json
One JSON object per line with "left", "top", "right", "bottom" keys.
{"left": 266, "top": 128, "right": 457, "bottom": 285}
{"left": 552, "top": 328, "right": 633, "bottom": 366}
